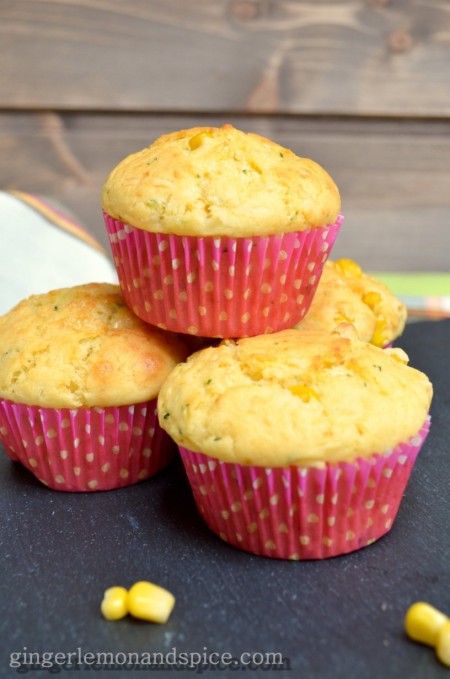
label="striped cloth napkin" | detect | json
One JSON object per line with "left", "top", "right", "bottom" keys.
{"left": 0, "top": 190, "right": 117, "bottom": 314}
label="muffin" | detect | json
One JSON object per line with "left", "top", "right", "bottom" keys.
{"left": 0, "top": 283, "right": 187, "bottom": 491}
{"left": 295, "top": 258, "right": 407, "bottom": 347}
{"left": 102, "top": 124, "right": 342, "bottom": 338}
{"left": 157, "top": 328, "right": 432, "bottom": 559}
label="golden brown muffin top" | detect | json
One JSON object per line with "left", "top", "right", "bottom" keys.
{"left": 295, "top": 259, "right": 407, "bottom": 346}
{"left": 158, "top": 328, "right": 432, "bottom": 466}
{"left": 101, "top": 125, "right": 341, "bottom": 237}
{"left": 0, "top": 283, "right": 187, "bottom": 408}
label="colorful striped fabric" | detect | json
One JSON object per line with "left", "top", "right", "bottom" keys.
{"left": 402, "top": 297, "right": 450, "bottom": 319}
{"left": 8, "top": 190, "right": 106, "bottom": 254}
{"left": 0, "top": 190, "right": 117, "bottom": 314}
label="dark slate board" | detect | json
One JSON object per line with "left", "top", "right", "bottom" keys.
{"left": 1, "top": 320, "right": 449, "bottom": 679}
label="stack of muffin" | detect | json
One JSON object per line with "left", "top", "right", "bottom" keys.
{"left": 0, "top": 125, "right": 432, "bottom": 560}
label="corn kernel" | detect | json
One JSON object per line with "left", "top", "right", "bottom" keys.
{"left": 436, "top": 620, "right": 450, "bottom": 667}
{"left": 334, "top": 311, "right": 353, "bottom": 324}
{"left": 127, "top": 581, "right": 175, "bottom": 623}
{"left": 385, "top": 348, "right": 409, "bottom": 365}
{"left": 371, "top": 319, "right": 389, "bottom": 347}
{"left": 101, "top": 586, "right": 128, "bottom": 621}
{"left": 362, "top": 291, "right": 382, "bottom": 310}
{"left": 334, "top": 258, "right": 362, "bottom": 279}
{"left": 288, "top": 385, "right": 320, "bottom": 402}
{"left": 404, "top": 602, "right": 448, "bottom": 647}
{"left": 188, "top": 131, "right": 213, "bottom": 150}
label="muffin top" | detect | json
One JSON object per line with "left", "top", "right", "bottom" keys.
{"left": 295, "top": 259, "right": 407, "bottom": 346}
{"left": 158, "top": 328, "right": 432, "bottom": 466}
{"left": 101, "top": 125, "right": 341, "bottom": 237}
{"left": 0, "top": 283, "right": 187, "bottom": 408}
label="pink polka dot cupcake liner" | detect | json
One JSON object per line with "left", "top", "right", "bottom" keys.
{"left": 103, "top": 212, "right": 343, "bottom": 338}
{"left": 0, "top": 398, "right": 175, "bottom": 492}
{"left": 178, "top": 416, "right": 430, "bottom": 560}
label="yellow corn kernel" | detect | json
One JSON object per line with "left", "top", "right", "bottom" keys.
{"left": 436, "top": 620, "right": 450, "bottom": 667}
{"left": 385, "top": 348, "right": 409, "bottom": 365}
{"left": 362, "top": 291, "right": 382, "bottom": 310}
{"left": 334, "top": 311, "right": 353, "bottom": 324}
{"left": 101, "top": 586, "right": 128, "bottom": 621}
{"left": 334, "top": 258, "right": 362, "bottom": 279}
{"left": 127, "top": 581, "right": 175, "bottom": 624}
{"left": 288, "top": 385, "right": 320, "bottom": 402}
{"left": 371, "top": 319, "right": 389, "bottom": 347}
{"left": 404, "top": 602, "right": 448, "bottom": 647}
{"left": 188, "top": 131, "right": 213, "bottom": 150}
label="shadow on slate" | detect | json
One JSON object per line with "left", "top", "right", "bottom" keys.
{"left": 0, "top": 319, "right": 449, "bottom": 679}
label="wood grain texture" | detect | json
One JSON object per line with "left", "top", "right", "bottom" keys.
{"left": 1, "top": 0, "right": 450, "bottom": 115}
{"left": 1, "top": 112, "right": 449, "bottom": 271}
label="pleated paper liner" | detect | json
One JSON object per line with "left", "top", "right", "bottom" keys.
{"left": 178, "top": 416, "right": 430, "bottom": 560}
{"left": 103, "top": 212, "right": 343, "bottom": 338}
{"left": 0, "top": 397, "right": 175, "bottom": 492}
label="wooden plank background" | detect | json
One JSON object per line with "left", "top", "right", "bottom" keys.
{"left": 2, "top": 0, "right": 450, "bottom": 115}
{"left": 1, "top": 0, "right": 450, "bottom": 272}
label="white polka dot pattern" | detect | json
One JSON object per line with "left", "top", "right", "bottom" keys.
{"left": 0, "top": 397, "right": 175, "bottom": 492}
{"left": 178, "top": 416, "right": 430, "bottom": 560}
{"left": 103, "top": 212, "right": 343, "bottom": 338}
